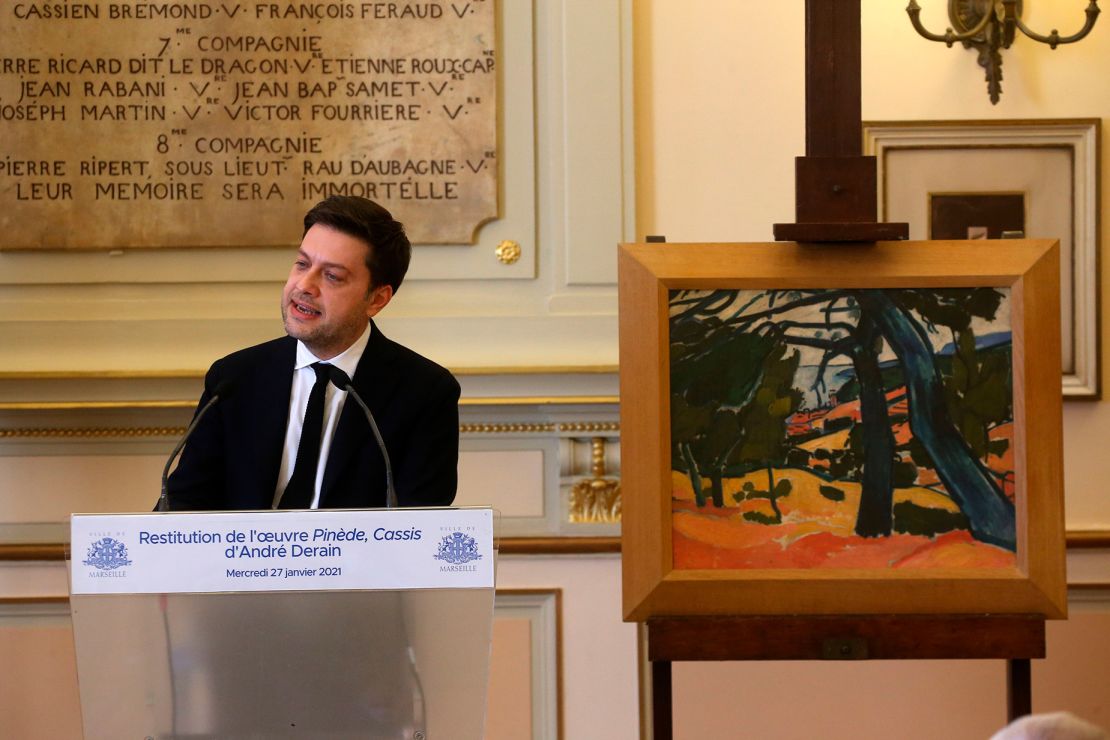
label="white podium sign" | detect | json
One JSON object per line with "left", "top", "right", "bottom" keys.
{"left": 70, "top": 507, "right": 494, "bottom": 595}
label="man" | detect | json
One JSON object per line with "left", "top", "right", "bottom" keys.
{"left": 165, "top": 196, "right": 460, "bottom": 510}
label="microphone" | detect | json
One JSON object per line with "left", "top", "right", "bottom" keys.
{"left": 158, "top": 378, "right": 235, "bottom": 512}
{"left": 326, "top": 367, "right": 398, "bottom": 509}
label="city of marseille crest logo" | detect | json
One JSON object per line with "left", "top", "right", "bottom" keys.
{"left": 82, "top": 537, "right": 132, "bottom": 571}
{"left": 433, "top": 532, "right": 483, "bottom": 566}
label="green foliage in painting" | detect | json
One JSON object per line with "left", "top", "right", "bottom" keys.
{"left": 945, "top": 330, "right": 1013, "bottom": 462}
{"left": 671, "top": 301, "right": 803, "bottom": 509}
{"left": 671, "top": 316, "right": 771, "bottom": 408}
{"left": 892, "top": 460, "right": 919, "bottom": 489}
{"left": 742, "top": 510, "right": 780, "bottom": 525}
{"left": 892, "top": 500, "right": 970, "bottom": 538}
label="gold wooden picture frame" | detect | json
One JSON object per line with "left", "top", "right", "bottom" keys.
{"left": 618, "top": 241, "right": 1066, "bottom": 621}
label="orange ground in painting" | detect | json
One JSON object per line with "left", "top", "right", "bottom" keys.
{"left": 671, "top": 468, "right": 1015, "bottom": 570}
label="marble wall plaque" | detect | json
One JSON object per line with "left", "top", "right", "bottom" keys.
{"left": 0, "top": 1, "right": 498, "bottom": 248}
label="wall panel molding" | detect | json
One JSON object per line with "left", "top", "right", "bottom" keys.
{"left": 0, "top": 391, "right": 622, "bottom": 546}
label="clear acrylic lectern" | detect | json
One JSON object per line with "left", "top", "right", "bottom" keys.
{"left": 68, "top": 507, "right": 496, "bottom": 740}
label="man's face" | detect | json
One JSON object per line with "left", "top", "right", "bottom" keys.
{"left": 281, "top": 224, "right": 393, "bottom": 360}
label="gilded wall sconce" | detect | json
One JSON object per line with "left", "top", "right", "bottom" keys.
{"left": 906, "top": 0, "right": 1100, "bottom": 103}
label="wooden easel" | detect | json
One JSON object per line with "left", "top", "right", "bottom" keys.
{"left": 642, "top": 3, "right": 1044, "bottom": 737}
{"left": 646, "top": 616, "right": 1043, "bottom": 738}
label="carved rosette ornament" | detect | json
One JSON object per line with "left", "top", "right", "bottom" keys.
{"left": 495, "top": 240, "right": 522, "bottom": 265}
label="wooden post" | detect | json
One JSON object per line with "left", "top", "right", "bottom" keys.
{"left": 773, "top": 0, "right": 908, "bottom": 242}
{"left": 804, "top": 0, "right": 863, "bottom": 158}
{"left": 1008, "top": 659, "right": 1033, "bottom": 721}
{"left": 651, "top": 660, "right": 673, "bottom": 740}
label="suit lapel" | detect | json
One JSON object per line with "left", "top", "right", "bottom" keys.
{"left": 251, "top": 337, "right": 297, "bottom": 505}
{"left": 320, "top": 321, "right": 401, "bottom": 504}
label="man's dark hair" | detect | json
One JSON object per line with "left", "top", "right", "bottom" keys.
{"left": 303, "top": 196, "right": 411, "bottom": 293}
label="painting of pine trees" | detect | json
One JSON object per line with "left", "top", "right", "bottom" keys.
{"left": 669, "top": 288, "right": 1017, "bottom": 569}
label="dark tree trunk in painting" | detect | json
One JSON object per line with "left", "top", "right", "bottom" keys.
{"left": 680, "top": 443, "right": 705, "bottom": 507}
{"left": 850, "top": 311, "right": 896, "bottom": 537}
{"left": 710, "top": 469, "right": 725, "bottom": 508}
{"left": 766, "top": 466, "right": 782, "bottom": 522}
{"left": 857, "top": 290, "right": 1016, "bottom": 551}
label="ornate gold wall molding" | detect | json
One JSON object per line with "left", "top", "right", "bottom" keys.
{"left": 461, "top": 423, "right": 558, "bottom": 434}
{"left": 1, "top": 395, "right": 616, "bottom": 413}
{"left": 569, "top": 437, "right": 622, "bottom": 524}
{"left": 452, "top": 365, "right": 618, "bottom": 376}
{"left": 0, "top": 427, "right": 186, "bottom": 439}
{"left": 460, "top": 396, "right": 619, "bottom": 407}
{"left": 559, "top": 422, "right": 620, "bottom": 433}
{"left": 0, "top": 366, "right": 617, "bottom": 381}
{"left": 0, "top": 419, "right": 619, "bottom": 440}
{"left": 461, "top": 421, "right": 621, "bottom": 435}
{"left": 0, "top": 401, "right": 196, "bottom": 411}
{"left": 0, "top": 371, "right": 202, "bottom": 380}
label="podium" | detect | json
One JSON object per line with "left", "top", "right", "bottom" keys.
{"left": 68, "top": 507, "right": 496, "bottom": 740}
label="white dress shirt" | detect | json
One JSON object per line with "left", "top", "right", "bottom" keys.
{"left": 272, "top": 323, "right": 372, "bottom": 508}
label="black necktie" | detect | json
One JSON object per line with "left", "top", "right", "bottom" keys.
{"left": 279, "top": 363, "right": 329, "bottom": 509}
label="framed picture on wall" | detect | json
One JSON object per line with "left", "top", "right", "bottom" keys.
{"left": 618, "top": 241, "right": 1066, "bottom": 621}
{"left": 863, "top": 119, "right": 1101, "bottom": 399}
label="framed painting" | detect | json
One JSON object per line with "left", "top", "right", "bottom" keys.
{"left": 864, "top": 119, "right": 1101, "bottom": 398}
{"left": 618, "top": 241, "right": 1066, "bottom": 621}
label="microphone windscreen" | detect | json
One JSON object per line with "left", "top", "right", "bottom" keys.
{"left": 209, "top": 377, "right": 236, "bottom": 399}
{"left": 328, "top": 366, "right": 353, "bottom": 391}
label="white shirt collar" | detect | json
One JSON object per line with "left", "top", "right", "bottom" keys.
{"left": 293, "top": 321, "right": 372, "bottom": 381}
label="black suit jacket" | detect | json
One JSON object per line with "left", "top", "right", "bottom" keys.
{"left": 166, "top": 323, "right": 460, "bottom": 510}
